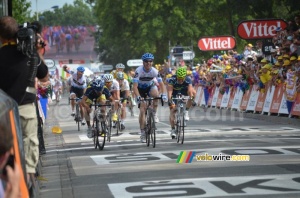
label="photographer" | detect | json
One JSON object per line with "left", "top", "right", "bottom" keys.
{"left": 0, "top": 16, "right": 48, "bottom": 182}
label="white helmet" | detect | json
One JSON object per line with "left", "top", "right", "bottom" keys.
{"left": 116, "top": 63, "right": 125, "bottom": 69}
{"left": 103, "top": 74, "right": 113, "bottom": 82}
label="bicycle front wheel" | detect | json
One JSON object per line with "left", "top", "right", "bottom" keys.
{"left": 93, "top": 117, "right": 99, "bottom": 149}
{"left": 98, "top": 121, "right": 106, "bottom": 150}
{"left": 149, "top": 112, "right": 156, "bottom": 148}
{"left": 106, "top": 112, "right": 112, "bottom": 142}
{"left": 76, "top": 104, "right": 80, "bottom": 131}
{"left": 177, "top": 110, "right": 185, "bottom": 144}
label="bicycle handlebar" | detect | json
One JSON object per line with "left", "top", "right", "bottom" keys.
{"left": 69, "top": 97, "right": 82, "bottom": 101}
{"left": 92, "top": 104, "right": 112, "bottom": 107}
{"left": 137, "top": 96, "right": 164, "bottom": 108}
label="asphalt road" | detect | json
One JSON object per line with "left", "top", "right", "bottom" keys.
{"left": 39, "top": 96, "right": 300, "bottom": 198}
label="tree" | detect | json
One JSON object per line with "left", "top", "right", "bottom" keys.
{"left": 12, "top": 0, "right": 31, "bottom": 23}
{"left": 38, "top": 0, "right": 96, "bottom": 26}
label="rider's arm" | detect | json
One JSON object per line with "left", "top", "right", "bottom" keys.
{"left": 133, "top": 82, "right": 140, "bottom": 97}
{"left": 168, "top": 85, "right": 174, "bottom": 100}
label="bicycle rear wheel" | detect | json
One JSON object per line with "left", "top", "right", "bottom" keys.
{"left": 98, "top": 121, "right": 106, "bottom": 150}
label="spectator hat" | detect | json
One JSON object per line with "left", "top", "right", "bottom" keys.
{"left": 290, "top": 56, "right": 297, "bottom": 61}
{"left": 274, "top": 62, "right": 280, "bottom": 66}
{"left": 261, "top": 58, "right": 268, "bottom": 63}
{"left": 277, "top": 56, "right": 283, "bottom": 60}
{"left": 247, "top": 43, "right": 253, "bottom": 47}
{"left": 275, "top": 27, "right": 282, "bottom": 32}
{"left": 283, "top": 54, "right": 290, "bottom": 59}
{"left": 283, "top": 60, "right": 291, "bottom": 66}
{"left": 287, "top": 36, "right": 293, "bottom": 41}
{"left": 262, "top": 64, "right": 272, "bottom": 69}
{"left": 298, "top": 56, "right": 300, "bottom": 61}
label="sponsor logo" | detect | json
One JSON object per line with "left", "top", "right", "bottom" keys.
{"left": 198, "top": 36, "right": 236, "bottom": 51}
{"left": 237, "top": 19, "right": 288, "bottom": 39}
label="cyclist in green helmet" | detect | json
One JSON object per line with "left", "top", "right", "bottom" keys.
{"left": 166, "top": 67, "right": 196, "bottom": 138}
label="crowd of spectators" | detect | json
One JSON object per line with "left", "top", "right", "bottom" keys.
{"left": 155, "top": 15, "right": 300, "bottom": 98}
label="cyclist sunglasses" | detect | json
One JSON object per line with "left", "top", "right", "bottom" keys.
{"left": 144, "top": 60, "right": 153, "bottom": 63}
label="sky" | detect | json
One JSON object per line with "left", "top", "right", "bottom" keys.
{"left": 29, "top": 0, "right": 75, "bottom": 15}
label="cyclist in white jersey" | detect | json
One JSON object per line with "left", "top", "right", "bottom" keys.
{"left": 116, "top": 72, "right": 130, "bottom": 130}
{"left": 103, "top": 74, "right": 120, "bottom": 122}
{"left": 132, "top": 53, "right": 167, "bottom": 143}
{"left": 63, "top": 65, "right": 87, "bottom": 125}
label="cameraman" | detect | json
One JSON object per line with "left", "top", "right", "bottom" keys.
{"left": 0, "top": 16, "right": 48, "bottom": 181}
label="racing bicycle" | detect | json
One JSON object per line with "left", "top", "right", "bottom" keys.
{"left": 172, "top": 93, "right": 189, "bottom": 144}
{"left": 139, "top": 95, "right": 164, "bottom": 148}
{"left": 70, "top": 97, "right": 82, "bottom": 131}
{"left": 92, "top": 101, "right": 112, "bottom": 150}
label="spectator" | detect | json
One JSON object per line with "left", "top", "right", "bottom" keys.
{"left": 0, "top": 123, "right": 21, "bottom": 198}
{"left": 0, "top": 16, "right": 48, "bottom": 182}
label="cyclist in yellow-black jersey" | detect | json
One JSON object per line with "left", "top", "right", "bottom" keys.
{"left": 81, "top": 79, "right": 115, "bottom": 138}
{"left": 111, "top": 63, "right": 129, "bottom": 80}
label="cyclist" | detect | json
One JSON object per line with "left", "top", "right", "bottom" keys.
{"left": 102, "top": 74, "right": 120, "bottom": 124}
{"left": 132, "top": 53, "right": 167, "bottom": 143}
{"left": 111, "top": 63, "right": 129, "bottom": 80}
{"left": 116, "top": 72, "right": 130, "bottom": 130}
{"left": 53, "top": 77, "right": 62, "bottom": 102}
{"left": 81, "top": 79, "right": 115, "bottom": 138}
{"left": 63, "top": 65, "right": 87, "bottom": 125}
{"left": 167, "top": 67, "right": 195, "bottom": 138}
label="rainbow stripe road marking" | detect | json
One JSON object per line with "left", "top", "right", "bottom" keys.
{"left": 177, "top": 151, "right": 196, "bottom": 163}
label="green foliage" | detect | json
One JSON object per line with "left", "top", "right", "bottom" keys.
{"left": 37, "top": 0, "right": 96, "bottom": 26}
{"left": 12, "top": 0, "right": 31, "bottom": 23}
{"left": 12, "top": 0, "right": 300, "bottom": 65}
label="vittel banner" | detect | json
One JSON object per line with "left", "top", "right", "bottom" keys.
{"left": 237, "top": 19, "right": 288, "bottom": 39}
{"left": 198, "top": 36, "right": 236, "bottom": 51}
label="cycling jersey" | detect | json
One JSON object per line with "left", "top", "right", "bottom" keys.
{"left": 119, "top": 79, "right": 130, "bottom": 92}
{"left": 168, "top": 75, "right": 192, "bottom": 96}
{"left": 133, "top": 66, "right": 162, "bottom": 89}
{"left": 67, "top": 70, "right": 87, "bottom": 89}
{"left": 84, "top": 86, "right": 111, "bottom": 101}
{"left": 108, "top": 79, "right": 120, "bottom": 92}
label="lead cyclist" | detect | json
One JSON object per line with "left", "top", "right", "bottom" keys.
{"left": 132, "top": 53, "right": 168, "bottom": 143}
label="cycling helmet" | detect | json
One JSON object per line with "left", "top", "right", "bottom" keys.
{"left": 92, "top": 79, "right": 104, "bottom": 92}
{"left": 141, "top": 53, "right": 154, "bottom": 61}
{"left": 116, "top": 72, "right": 124, "bottom": 80}
{"left": 116, "top": 63, "right": 125, "bottom": 69}
{"left": 103, "top": 74, "right": 113, "bottom": 82}
{"left": 176, "top": 67, "right": 187, "bottom": 78}
{"left": 77, "top": 66, "right": 85, "bottom": 72}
